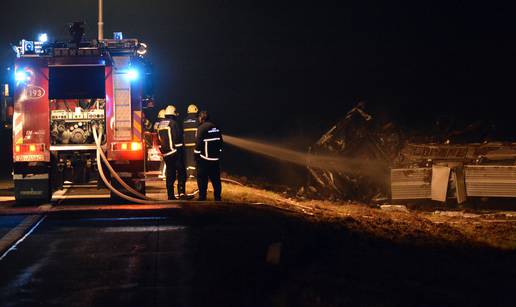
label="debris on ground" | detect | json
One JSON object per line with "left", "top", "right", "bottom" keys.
{"left": 221, "top": 182, "right": 516, "bottom": 250}
{"left": 380, "top": 204, "right": 409, "bottom": 213}
{"left": 304, "top": 102, "right": 516, "bottom": 205}
{"left": 305, "top": 101, "right": 402, "bottom": 202}
{"left": 432, "top": 210, "right": 480, "bottom": 218}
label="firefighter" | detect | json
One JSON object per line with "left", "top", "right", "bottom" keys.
{"left": 157, "top": 105, "right": 187, "bottom": 199}
{"left": 143, "top": 98, "right": 157, "bottom": 131}
{"left": 194, "top": 111, "right": 223, "bottom": 201}
{"left": 155, "top": 109, "right": 166, "bottom": 178}
{"left": 154, "top": 109, "right": 165, "bottom": 131}
{"left": 183, "top": 104, "right": 199, "bottom": 179}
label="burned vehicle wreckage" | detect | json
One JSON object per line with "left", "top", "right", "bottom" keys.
{"left": 306, "top": 104, "right": 516, "bottom": 204}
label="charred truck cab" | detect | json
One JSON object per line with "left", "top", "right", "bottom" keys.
{"left": 12, "top": 29, "right": 151, "bottom": 203}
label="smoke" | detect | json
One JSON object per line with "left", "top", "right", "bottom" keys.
{"left": 223, "top": 135, "right": 388, "bottom": 180}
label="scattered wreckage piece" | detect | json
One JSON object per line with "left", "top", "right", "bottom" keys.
{"left": 391, "top": 143, "right": 516, "bottom": 204}
{"left": 306, "top": 104, "right": 402, "bottom": 202}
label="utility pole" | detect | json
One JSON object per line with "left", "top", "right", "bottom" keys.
{"left": 98, "top": 0, "right": 104, "bottom": 40}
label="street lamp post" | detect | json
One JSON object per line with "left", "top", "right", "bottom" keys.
{"left": 98, "top": 0, "right": 104, "bottom": 40}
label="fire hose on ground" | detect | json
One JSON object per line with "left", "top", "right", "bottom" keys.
{"left": 92, "top": 127, "right": 242, "bottom": 203}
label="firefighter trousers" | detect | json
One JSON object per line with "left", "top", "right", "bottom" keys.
{"left": 197, "top": 159, "right": 221, "bottom": 201}
{"left": 184, "top": 146, "right": 197, "bottom": 179}
{"left": 163, "top": 151, "right": 187, "bottom": 199}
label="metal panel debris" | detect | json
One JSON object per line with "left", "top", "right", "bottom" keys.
{"left": 391, "top": 168, "right": 431, "bottom": 200}
{"left": 465, "top": 166, "right": 516, "bottom": 197}
{"left": 431, "top": 166, "right": 450, "bottom": 202}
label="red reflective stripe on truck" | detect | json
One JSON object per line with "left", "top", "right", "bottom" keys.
{"left": 13, "top": 112, "right": 23, "bottom": 145}
{"left": 133, "top": 111, "right": 142, "bottom": 141}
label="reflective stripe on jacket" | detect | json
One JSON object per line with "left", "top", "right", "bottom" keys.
{"left": 195, "top": 121, "right": 223, "bottom": 161}
{"left": 157, "top": 116, "right": 184, "bottom": 156}
{"left": 183, "top": 114, "right": 199, "bottom": 147}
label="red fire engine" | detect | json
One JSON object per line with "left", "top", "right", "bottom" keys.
{"left": 11, "top": 25, "right": 151, "bottom": 203}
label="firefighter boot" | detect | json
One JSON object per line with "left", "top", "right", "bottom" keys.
{"left": 168, "top": 186, "right": 177, "bottom": 200}
{"left": 178, "top": 183, "right": 189, "bottom": 200}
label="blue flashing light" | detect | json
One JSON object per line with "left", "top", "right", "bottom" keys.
{"left": 114, "top": 32, "right": 123, "bottom": 40}
{"left": 22, "top": 40, "right": 35, "bottom": 53}
{"left": 38, "top": 33, "right": 48, "bottom": 43}
{"left": 127, "top": 69, "right": 139, "bottom": 81}
{"left": 15, "top": 71, "right": 29, "bottom": 82}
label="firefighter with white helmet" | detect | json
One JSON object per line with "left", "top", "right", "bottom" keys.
{"left": 157, "top": 105, "right": 187, "bottom": 199}
{"left": 183, "top": 104, "right": 199, "bottom": 179}
{"left": 153, "top": 109, "right": 166, "bottom": 131}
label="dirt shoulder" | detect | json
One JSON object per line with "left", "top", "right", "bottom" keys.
{"left": 221, "top": 183, "right": 516, "bottom": 250}
{"left": 1, "top": 179, "right": 514, "bottom": 250}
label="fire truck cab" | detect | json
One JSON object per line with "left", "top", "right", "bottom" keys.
{"left": 11, "top": 30, "right": 151, "bottom": 203}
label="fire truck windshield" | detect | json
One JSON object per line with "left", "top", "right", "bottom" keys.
{"left": 49, "top": 66, "right": 105, "bottom": 99}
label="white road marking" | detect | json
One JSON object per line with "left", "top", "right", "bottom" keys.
{"left": 0, "top": 215, "right": 46, "bottom": 261}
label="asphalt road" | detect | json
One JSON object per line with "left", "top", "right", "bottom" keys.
{"left": 0, "top": 216, "right": 26, "bottom": 238}
{"left": 0, "top": 207, "right": 288, "bottom": 307}
{"left": 0, "top": 205, "right": 515, "bottom": 307}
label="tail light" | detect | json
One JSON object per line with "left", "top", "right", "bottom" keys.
{"left": 14, "top": 143, "right": 45, "bottom": 154}
{"left": 131, "top": 142, "right": 142, "bottom": 151}
{"left": 111, "top": 142, "right": 143, "bottom": 151}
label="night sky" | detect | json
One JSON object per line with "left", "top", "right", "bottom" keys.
{"left": 1, "top": 1, "right": 515, "bottom": 142}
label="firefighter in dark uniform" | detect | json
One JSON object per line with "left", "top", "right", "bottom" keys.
{"left": 157, "top": 105, "right": 187, "bottom": 199}
{"left": 183, "top": 104, "right": 199, "bottom": 179}
{"left": 154, "top": 109, "right": 165, "bottom": 131}
{"left": 142, "top": 98, "right": 157, "bottom": 131}
{"left": 155, "top": 109, "right": 166, "bottom": 178}
{"left": 194, "top": 111, "right": 223, "bottom": 201}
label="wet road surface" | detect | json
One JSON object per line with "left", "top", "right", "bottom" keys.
{"left": 0, "top": 207, "right": 289, "bottom": 307}
{"left": 0, "top": 206, "right": 515, "bottom": 307}
{"left": 0, "top": 216, "right": 26, "bottom": 238}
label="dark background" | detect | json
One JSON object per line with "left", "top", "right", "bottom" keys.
{"left": 1, "top": 1, "right": 515, "bottom": 184}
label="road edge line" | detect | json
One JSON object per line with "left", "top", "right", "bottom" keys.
{"left": 0, "top": 215, "right": 46, "bottom": 261}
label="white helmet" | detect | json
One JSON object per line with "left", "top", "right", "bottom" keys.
{"left": 187, "top": 104, "right": 199, "bottom": 114}
{"left": 165, "top": 105, "right": 178, "bottom": 116}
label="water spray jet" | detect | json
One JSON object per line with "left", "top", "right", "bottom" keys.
{"left": 223, "top": 134, "right": 388, "bottom": 182}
